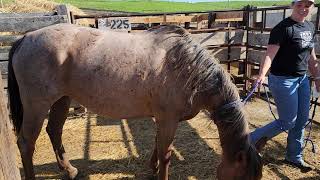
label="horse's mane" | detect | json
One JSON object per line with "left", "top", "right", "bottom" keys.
{"left": 149, "top": 25, "right": 262, "bottom": 178}
{"left": 150, "top": 25, "right": 243, "bottom": 130}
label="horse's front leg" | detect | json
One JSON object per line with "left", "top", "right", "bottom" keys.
{"left": 155, "top": 116, "right": 179, "bottom": 180}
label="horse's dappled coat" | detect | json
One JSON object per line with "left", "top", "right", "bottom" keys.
{"left": 8, "top": 24, "right": 262, "bottom": 180}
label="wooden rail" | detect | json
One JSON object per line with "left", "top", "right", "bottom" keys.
{"left": 73, "top": 10, "right": 244, "bottom": 29}
{"left": 0, "top": 15, "right": 67, "bottom": 33}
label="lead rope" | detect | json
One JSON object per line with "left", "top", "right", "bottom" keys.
{"left": 218, "top": 81, "right": 260, "bottom": 110}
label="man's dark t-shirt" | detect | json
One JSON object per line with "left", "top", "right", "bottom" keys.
{"left": 269, "top": 17, "right": 315, "bottom": 77}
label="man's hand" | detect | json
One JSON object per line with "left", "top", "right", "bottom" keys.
{"left": 254, "top": 75, "right": 265, "bottom": 88}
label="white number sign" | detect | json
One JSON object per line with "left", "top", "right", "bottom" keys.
{"left": 98, "top": 18, "right": 131, "bottom": 31}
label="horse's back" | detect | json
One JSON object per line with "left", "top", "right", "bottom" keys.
{"left": 12, "top": 24, "right": 168, "bottom": 118}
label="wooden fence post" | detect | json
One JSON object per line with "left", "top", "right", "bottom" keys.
{"left": 55, "top": 4, "right": 71, "bottom": 23}
{"left": 0, "top": 72, "right": 21, "bottom": 180}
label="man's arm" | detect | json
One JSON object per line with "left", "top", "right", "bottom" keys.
{"left": 255, "top": 44, "right": 280, "bottom": 85}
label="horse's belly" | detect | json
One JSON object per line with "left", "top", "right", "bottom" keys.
{"left": 67, "top": 56, "right": 156, "bottom": 118}
{"left": 72, "top": 93, "right": 153, "bottom": 119}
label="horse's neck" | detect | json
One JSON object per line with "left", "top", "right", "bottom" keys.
{"left": 216, "top": 114, "right": 249, "bottom": 156}
{"left": 212, "top": 81, "right": 249, "bottom": 153}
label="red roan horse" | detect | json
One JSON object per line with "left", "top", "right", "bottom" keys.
{"left": 8, "top": 24, "right": 262, "bottom": 180}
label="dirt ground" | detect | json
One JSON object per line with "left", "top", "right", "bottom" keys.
{"left": 16, "top": 98, "right": 320, "bottom": 180}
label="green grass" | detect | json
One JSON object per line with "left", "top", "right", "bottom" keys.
{"left": 2, "top": 0, "right": 320, "bottom": 13}
{"left": 54, "top": 0, "right": 293, "bottom": 13}
{"left": 2, "top": 0, "right": 14, "bottom": 5}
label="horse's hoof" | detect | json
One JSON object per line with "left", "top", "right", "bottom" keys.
{"left": 70, "top": 171, "right": 82, "bottom": 180}
{"left": 68, "top": 168, "right": 79, "bottom": 180}
{"left": 62, "top": 170, "right": 83, "bottom": 180}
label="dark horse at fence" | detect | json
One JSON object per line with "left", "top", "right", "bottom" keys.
{"left": 8, "top": 23, "right": 262, "bottom": 180}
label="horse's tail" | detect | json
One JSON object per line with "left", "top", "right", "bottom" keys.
{"left": 8, "top": 36, "right": 25, "bottom": 134}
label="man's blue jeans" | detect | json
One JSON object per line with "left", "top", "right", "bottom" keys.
{"left": 250, "top": 73, "right": 310, "bottom": 163}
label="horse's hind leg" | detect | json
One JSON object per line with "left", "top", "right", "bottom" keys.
{"left": 46, "top": 96, "right": 78, "bottom": 179}
{"left": 18, "top": 102, "right": 50, "bottom": 180}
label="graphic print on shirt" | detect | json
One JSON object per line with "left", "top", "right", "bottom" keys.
{"left": 300, "top": 31, "right": 313, "bottom": 48}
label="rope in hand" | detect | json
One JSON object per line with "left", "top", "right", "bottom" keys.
{"left": 242, "top": 80, "right": 261, "bottom": 105}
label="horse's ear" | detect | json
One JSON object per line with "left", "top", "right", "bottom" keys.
{"left": 234, "top": 150, "right": 248, "bottom": 176}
